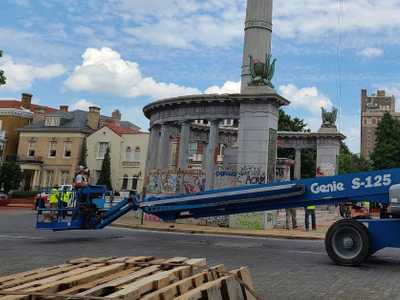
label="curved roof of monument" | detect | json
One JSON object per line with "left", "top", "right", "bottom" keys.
{"left": 143, "top": 93, "right": 290, "bottom": 119}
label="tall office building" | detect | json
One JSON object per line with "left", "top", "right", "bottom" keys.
{"left": 360, "top": 89, "right": 398, "bottom": 159}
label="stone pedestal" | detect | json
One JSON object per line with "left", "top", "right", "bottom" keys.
{"left": 316, "top": 126, "right": 341, "bottom": 177}
{"left": 237, "top": 98, "right": 280, "bottom": 184}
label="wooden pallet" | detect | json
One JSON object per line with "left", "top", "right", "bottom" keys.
{"left": 0, "top": 256, "right": 258, "bottom": 300}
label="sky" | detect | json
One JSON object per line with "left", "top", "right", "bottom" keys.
{"left": 1, "top": 0, "right": 400, "bottom": 153}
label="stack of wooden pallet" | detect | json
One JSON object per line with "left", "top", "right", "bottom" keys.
{"left": 0, "top": 256, "right": 258, "bottom": 300}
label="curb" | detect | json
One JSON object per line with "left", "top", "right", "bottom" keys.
{"left": 111, "top": 223, "right": 325, "bottom": 241}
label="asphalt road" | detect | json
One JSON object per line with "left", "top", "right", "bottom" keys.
{"left": 1, "top": 210, "right": 400, "bottom": 300}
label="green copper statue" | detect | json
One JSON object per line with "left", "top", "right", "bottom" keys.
{"left": 321, "top": 107, "right": 338, "bottom": 128}
{"left": 249, "top": 53, "right": 276, "bottom": 88}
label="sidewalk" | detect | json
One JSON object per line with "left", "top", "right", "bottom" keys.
{"left": 113, "top": 213, "right": 328, "bottom": 240}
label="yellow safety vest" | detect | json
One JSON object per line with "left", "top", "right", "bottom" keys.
{"left": 62, "top": 192, "right": 71, "bottom": 204}
{"left": 307, "top": 205, "right": 316, "bottom": 210}
{"left": 363, "top": 202, "right": 370, "bottom": 209}
{"left": 49, "top": 189, "right": 59, "bottom": 204}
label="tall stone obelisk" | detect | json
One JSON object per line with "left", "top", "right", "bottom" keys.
{"left": 237, "top": 0, "right": 287, "bottom": 185}
{"left": 241, "top": 0, "right": 273, "bottom": 93}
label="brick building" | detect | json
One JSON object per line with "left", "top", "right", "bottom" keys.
{"left": 0, "top": 93, "right": 55, "bottom": 161}
{"left": 360, "top": 89, "right": 399, "bottom": 159}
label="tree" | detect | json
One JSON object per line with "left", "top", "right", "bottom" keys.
{"left": 278, "top": 109, "right": 315, "bottom": 178}
{"left": 339, "top": 142, "right": 371, "bottom": 174}
{"left": 0, "top": 161, "right": 22, "bottom": 193}
{"left": 278, "top": 109, "right": 309, "bottom": 132}
{"left": 97, "top": 147, "right": 112, "bottom": 190}
{"left": 79, "top": 139, "right": 87, "bottom": 167}
{"left": 370, "top": 112, "right": 400, "bottom": 169}
{"left": 0, "top": 50, "right": 6, "bottom": 86}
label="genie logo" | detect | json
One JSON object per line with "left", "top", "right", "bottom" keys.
{"left": 310, "top": 181, "right": 345, "bottom": 194}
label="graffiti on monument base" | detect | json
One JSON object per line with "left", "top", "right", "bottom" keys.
{"left": 229, "top": 212, "right": 266, "bottom": 230}
{"left": 214, "top": 169, "right": 237, "bottom": 189}
{"left": 203, "top": 215, "right": 230, "bottom": 227}
{"left": 229, "top": 212, "right": 277, "bottom": 230}
{"left": 147, "top": 170, "right": 205, "bottom": 195}
{"left": 183, "top": 169, "right": 206, "bottom": 194}
{"left": 237, "top": 166, "right": 266, "bottom": 185}
{"left": 316, "top": 162, "right": 335, "bottom": 177}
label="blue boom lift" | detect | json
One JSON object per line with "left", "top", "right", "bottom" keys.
{"left": 37, "top": 168, "right": 400, "bottom": 266}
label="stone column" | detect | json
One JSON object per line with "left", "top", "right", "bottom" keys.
{"left": 178, "top": 121, "right": 191, "bottom": 170}
{"left": 157, "top": 123, "right": 170, "bottom": 170}
{"left": 32, "top": 170, "right": 38, "bottom": 190}
{"left": 146, "top": 125, "right": 161, "bottom": 172}
{"left": 206, "top": 120, "right": 220, "bottom": 190}
{"left": 294, "top": 148, "right": 302, "bottom": 180}
{"left": 241, "top": 0, "right": 273, "bottom": 93}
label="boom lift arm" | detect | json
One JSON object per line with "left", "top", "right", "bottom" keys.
{"left": 37, "top": 168, "right": 400, "bottom": 266}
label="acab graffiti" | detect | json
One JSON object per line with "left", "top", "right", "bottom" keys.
{"left": 237, "top": 166, "right": 266, "bottom": 185}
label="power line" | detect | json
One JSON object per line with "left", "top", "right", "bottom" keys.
{"left": 336, "top": 0, "right": 344, "bottom": 131}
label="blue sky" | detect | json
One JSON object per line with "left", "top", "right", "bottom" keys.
{"left": 1, "top": 0, "right": 400, "bottom": 153}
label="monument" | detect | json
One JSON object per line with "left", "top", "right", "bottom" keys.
{"left": 142, "top": 0, "right": 344, "bottom": 228}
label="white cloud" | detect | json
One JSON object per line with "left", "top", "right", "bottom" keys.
{"left": 117, "top": 0, "right": 400, "bottom": 49}
{"left": 278, "top": 84, "right": 333, "bottom": 115}
{"left": 65, "top": 47, "right": 200, "bottom": 99}
{"left": 121, "top": 0, "right": 244, "bottom": 48}
{"left": 0, "top": 55, "right": 65, "bottom": 91}
{"left": 358, "top": 47, "right": 384, "bottom": 58}
{"left": 204, "top": 81, "right": 241, "bottom": 94}
{"left": 72, "top": 99, "right": 98, "bottom": 111}
{"left": 274, "top": 1, "right": 400, "bottom": 40}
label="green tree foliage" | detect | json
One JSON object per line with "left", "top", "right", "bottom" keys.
{"left": 0, "top": 161, "right": 22, "bottom": 193}
{"left": 278, "top": 109, "right": 316, "bottom": 178}
{"left": 79, "top": 139, "right": 87, "bottom": 167}
{"left": 339, "top": 142, "right": 371, "bottom": 174}
{"left": 97, "top": 147, "right": 112, "bottom": 190}
{"left": 370, "top": 113, "right": 400, "bottom": 169}
{"left": 0, "top": 50, "right": 6, "bottom": 86}
{"left": 278, "top": 109, "right": 309, "bottom": 132}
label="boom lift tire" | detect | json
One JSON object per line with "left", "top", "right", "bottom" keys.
{"left": 325, "top": 219, "right": 372, "bottom": 266}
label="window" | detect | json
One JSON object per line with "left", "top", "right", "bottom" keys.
{"left": 121, "top": 175, "right": 128, "bottom": 190}
{"left": 63, "top": 141, "right": 72, "bottom": 158}
{"left": 97, "top": 142, "right": 109, "bottom": 159}
{"left": 125, "top": 146, "right": 133, "bottom": 161}
{"left": 131, "top": 177, "right": 138, "bottom": 191}
{"left": 45, "top": 116, "right": 60, "bottom": 127}
{"left": 48, "top": 141, "right": 57, "bottom": 158}
{"left": 133, "top": 147, "right": 141, "bottom": 161}
{"left": 27, "top": 141, "right": 36, "bottom": 157}
{"left": 60, "top": 171, "right": 70, "bottom": 185}
{"left": 45, "top": 170, "right": 54, "bottom": 188}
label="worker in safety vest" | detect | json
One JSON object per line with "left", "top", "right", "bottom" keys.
{"left": 305, "top": 204, "right": 316, "bottom": 231}
{"left": 60, "top": 189, "right": 71, "bottom": 218}
{"left": 63, "top": 190, "right": 72, "bottom": 207}
{"left": 49, "top": 187, "right": 60, "bottom": 208}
